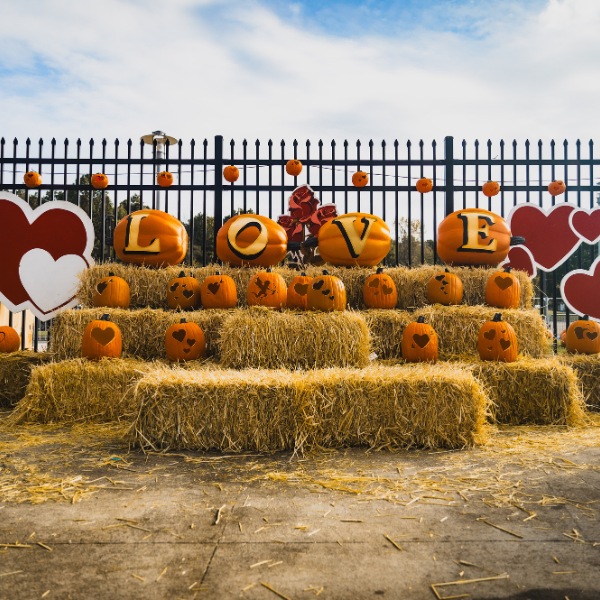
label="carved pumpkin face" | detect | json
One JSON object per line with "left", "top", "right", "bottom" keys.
{"left": 91, "top": 173, "right": 109, "bottom": 189}
{"left": 167, "top": 271, "right": 201, "bottom": 310}
{"left": 157, "top": 171, "right": 174, "bottom": 187}
{"left": 216, "top": 214, "right": 287, "bottom": 267}
{"left": 223, "top": 166, "right": 239, "bottom": 183}
{"left": 363, "top": 267, "right": 397, "bottom": 309}
{"left": 485, "top": 267, "right": 520, "bottom": 309}
{"left": 92, "top": 272, "right": 130, "bottom": 309}
{"left": 548, "top": 180, "right": 566, "bottom": 197}
{"left": 352, "top": 171, "right": 369, "bottom": 187}
{"left": 416, "top": 178, "right": 433, "bottom": 194}
{"left": 82, "top": 314, "right": 122, "bottom": 360}
{"left": 286, "top": 160, "right": 303, "bottom": 177}
{"left": 287, "top": 272, "right": 312, "bottom": 311}
{"left": 482, "top": 181, "right": 500, "bottom": 197}
{"left": 24, "top": 171, "right": 42, "bottom": 188}
{"left": 565, "top": 315, "right": 600, "bottom": 355}
{"left": 402, "top": 316, "right": 438, "bottom": 363}
{"left": 307, "top": 270, "right": 346, "bottom": 312}
{"left": 165, "top": 318, "right": 206, "bottom": 362}
{"left": 437, "top": 208, "right": 511, "bottom": 267}
{"left": 0, "top": 326, "right": 20, "bottom": 353}
{"left": 247, "top": 269, "right": 287, "bottom": 309}
{"left": 113, "top": 209, "right": 188, "bottom": 267}
{"left": 478, "top": 313, "right": 517, "bottom": 362}
{"left": 201, "top": 271, "right": 237, "bottom": 309}
{"left": 427, "top": 269, "right": 463, "bottom": 306}
{"left": 318, "top": 213, "right": 391, "bottom": 267}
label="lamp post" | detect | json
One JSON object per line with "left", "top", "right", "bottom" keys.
{"left": 140, "top": 130, "right": 178, "bottom": 212}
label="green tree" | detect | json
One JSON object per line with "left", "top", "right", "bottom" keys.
{"left": 386, "top": 218, "right": 435, "bottom": 266}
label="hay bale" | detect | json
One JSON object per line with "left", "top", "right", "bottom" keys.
{"left": 0, "top": 351, "right": 52, "bottom": 408}
{"left": 558, "top": 354, "right": 600, "bottom": 411}
{"left": 218, "top": 307, "right": 371, "bottom": 369}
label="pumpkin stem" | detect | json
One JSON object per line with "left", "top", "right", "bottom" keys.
{"left": 583, "top": 314, "right": 589, "bottom": 320}
{"left": 416, "top": 316, "right": 426, "bottom": 323}
{"left": 179, "top": 271, "right": 185, "bottom": 277}
{"left": 215, "top": 271, "right": 221, "bottom": 275}
{"left": 504, "top": 266, "right": 512, "bottom": 273}
{"left": 376, "top": 267, "right": 384, "bottom": 274}
{"left": 492, "top": 313, "right": 502, "bottom": 322}
{"left": 445, "top": 268, "right": 450, "bottom": 272}
{"left": 108, "top": 271, "right": 114, "bottom": 277}
{"left": 101, "top": 313, "right": 110, "bottom": 321}
{"left": 301, "top": 271, "right": 306, "bottom": 276}
{"left": 322, "top": 270, "right": 329, "bottom": 275}
{"left": 267, "top": 268, "right": 272, "bottom": 273}
{"left": 180, "top": 318, "right": 187, "bottom": 324}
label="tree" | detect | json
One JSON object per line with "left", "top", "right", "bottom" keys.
{"left": 386, "top": 218, "right": 435, "bottom": 266}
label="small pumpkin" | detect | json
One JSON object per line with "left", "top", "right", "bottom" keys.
{"left": 286, "top": 160, "right": 303, "bottom": 176}
{"left": 91, "top": 173, "right": 109, "bottom": 189}
{"left": 478, "top": 313, "right": 517, "bottom": 362}
{"left": 363, "top": 267, "right": 397, "bottom": 309}
{"left": 352, "top": 171, "right": 368, "bottom": 187}
{"left": 401, "top": 316, "right": 438, "bottom": 363}
{"left": 416, "top": 178, "right": 433, "bottom": 194}
{"left": 82, "top": 314, "right": 122, "bottom": 360}
{"left": 565, "top": 315, "right": 600, "bottom": 355}
{"left": 427, "top": 268, "right": 463, "bottom": 306}
{"left": 287, "top": 271, "right": 312, "bottom": 311}
{"left": 482, "top": 181, "right": 500, "bottom": 197}
{"left": 167, "top": 271, "right": 202, "bottom": 310}
{"left": 223, "top": 166, "right": 239, "bottom": 183}
{"left": 247, "top": 268, "right": 287, "bottom": 309}
{"left": 560, "top": 329, "right": 567, "bottom": 347}
{"left": 24, "top": 171, "right": 42, "bottom": 188}
{"left": 165, "top": 318, "right": 205, "bottom": 362}
{"left": 548, "top": 180, "right": 566, "bottom": 196}
{"left": 92, "top": 272, "right": 130, "bottom": 309}
{"left": 201, "top": 271, "right": 237, "bottom": 309}
{"left": 157, "top": 171, "right": 174, "bottom": 187}
{"left": 0, "top": 326, "right": 20, "bottom": 353}
{"left": 485, "top": 266, "right": 520, "bottom": 309}
{"left": 307, "top": 270, "right": 346, "bottom": 312}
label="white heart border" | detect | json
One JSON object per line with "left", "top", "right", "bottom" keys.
{"left": 569, "top": 206, "right": 600, "bottom": 245}
{"left": 560, "top": 255, "right": 600, "bottom": 323}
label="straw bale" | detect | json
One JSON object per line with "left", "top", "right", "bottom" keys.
{"left": 558, "top": 353, "right": 600, "bottom": 411}
{"left": 218, "top": 307, "right": 371, "bottom": 369}
{"left": 0, "top": 351, "right": 52, "bottom": 408}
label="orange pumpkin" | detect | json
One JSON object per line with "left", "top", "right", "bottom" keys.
{"left": 286, "top": 160, "right": 303, "bottom": 176}
{"left": 363, "top": 267, "right": 397, "bottom": 309}
{"left": 165, "top": 318, "right": 205, "bottom": 362}
{"left": 437, "top": 208, "right": 512, "bottom": 267}
{"left": 92, "top": 272, "right": 130, "bottom": 309}
{"left": 201, "top": 271, "right": 237, "bottom": 309}
{"left": 482, "top": 181, "right": 500, "bottom": 197}
{"left": 287, "top": 272, "right": 312, "bottom": 311}
{"left": 0, "top": 326, "right": 20, "bottom": 353}
{"left": 91, "top": 173, "right": 109, "bottom": 189}
{"left": 401, "top": 316, "right": 438, "bottom": 363}
{"left": 167, "top": 271, "right": 202, "bottom": 310}
{"left": 247, "top": 268, "right": 287, "bottom": 309}
{"left": 24, "top": 171, "right": 41, "bottom": 188}
{"left": 485, "top": 267, "right": 520, "bottom": 309}
{"left": 565, "top": 315, "right": 600, "bottom": 355}
{"left": 113, "top": 209, "right": 188, "bottom": 267}
{"left": 478, "top": 313, "right": 517, "bottom": 362}
{"left": 82, "top": 314, "right": 122, "bottom": 360}
{"left": 427, "top": 268, "right": 463, "bottom": 306}
{"left": 548, "top": 180, "right": 566, "bottom": 196}
{"left": 307, "top": 270, "right": 346, "bottom": 312}
{"left": 560, "top": 329, "right": 567, "bottom": 347}
{"left": 352, "top": 171, "right": 368, "bottom": 187}
{"left": 216, "top": 214, "right": 287, "bottom": 267}
{"left": 223, "top": 166, "right": 239, "bottom": 183}
{"left": 318, "top": 213, "right": 391, "bottom": 267}
{"left": 157, "top": 171, "right": 174, "bottom": 187}
{"left": 416, "top": 178, "right": 433, "bottom": 194}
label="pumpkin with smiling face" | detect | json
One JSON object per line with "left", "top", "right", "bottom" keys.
{"left": 167, "top": 271, "right": 202, "bottom": 310}
{"left": 565, "top": 315, "right": 600, "bottom": 355}
{"left": 478, "top": 313, "right": 517, "bottom": 362}
{"left": 24, "top": 171, "right": 42, "bottom": 188}
{"left": 548, "top": 180, "right": 566, "bottom": 197}
{"left": 363, "top": 267, "right": 397, "bottom": 309}
{"left": 352, "top": 171, "right": 369, "bottom": 187}
{"left": 287, "top": 272, "right": 312, "bottom": 311}
{"left": 201, "top": 272, "right": 237, "bottom": 309}
{"left": 0, "top": 326, "right": 20, "bottom": 353}
{"left": 157, "top": 171, "right": 174, "bottom": 187}
{"left": 165, "top": 318, "right": 206, "bottom": 362}
{"left": 247, "top": 268, "right": 287, "bottom": 309}
{"left": 91, "top": 173, "right": 109, "bottom": 189}
{"left": 307, "top": 270, "right": 346, "bottom": 312}
{"left": 401, "top": 316, "right": 438, "bottom": 363}
{"left": 92, "top": 272, "right": 130, "bottom": 309}
{"left": 427, "top": 268, "right": 463, "bottom": 306}
{"left": 82, "top": 314, "right": 122, "bottom": 360}
{"left": 485, "top": 266, "right": 520, "bottom": 309}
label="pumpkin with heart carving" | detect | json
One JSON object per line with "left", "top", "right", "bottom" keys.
{"left": 565, "top": 315, "right": 600, "bottom": 355}
{"left": 167, "top": 271, "right": 201, "bottom": 311}
{"left": 82, "top": 314, "right": 122, "bottom": 360}
{"left": 307, "top": 270, "right": 346, "bottom": 312}
{"left": 478, "top": 313, "right": 517, "bottom": 362}
{"left": 363, "top": 267, "right": 397, "bottom": 309}
{"left": 401, "top": 316, "right": 438, "bottom": 363}
{"left": 287, "top": 272, "right": 312, "bottom": 311}
{"left": 165, "top": 318, "right": 205, "bottom": 362}
{"left": 247, "top": 268, "right": 287, "bottom": 309}
{"left": 0, "top": 326, "right": 20, "bottom": 353}
{"left": 201, "top": 271, "right": 237, "bottom": 309}
{"left": 485, "top": 267, "right": 520, "bottom": 309}
{"left": 92, "top": 272, "right": 130, "bottom": 308}
{"left": 91, "top": 173, "right": 109, "bottom": 189}
{"left": 427, "top": 268, "right": 463, "bottom": 306}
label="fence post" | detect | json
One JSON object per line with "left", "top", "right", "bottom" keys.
{"left": 214, "top": 135, "right": 224, "bottom": 261}
{"left": 444, "top": 136, "right": 454, "bottom": 216}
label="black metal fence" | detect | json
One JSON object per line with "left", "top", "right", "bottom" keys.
{"left": 1, "top": 134, "right": 599, "bottom": 351}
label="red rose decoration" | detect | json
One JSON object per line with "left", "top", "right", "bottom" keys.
{"left": 277, "top": 215, "right": 304, "bottom": 242}
{"left": 289, "top": 185, "right": 320, "bottom": 223}
{"left": 307, "top": 203, "right": 338, "bottom": 236}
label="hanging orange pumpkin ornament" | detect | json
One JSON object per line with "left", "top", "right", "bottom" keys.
{"left": 82, "top": 314, "right": 122, "bottom": 360}
{"left": 0, "top": 326, "right": 20, "bottom": 353}
{"left": 352, "top": 171, "right": 369, "bottom": 187}
{"left": 247, "top": 268, "right": 287, "bottom": 309}
{"left": 91, "top": 173, "right": 109, "bottom": 189}
{"left": 548, "top": 180, "right": 566, "bottom": 196}
{"left": 427, "top": 268, "right": 463, "bottom": 306}
{"left": 565, "top": 315, "right": 600, "bottom": 355}
{"left": 363, "top": 267, "right": 397, "bottom": 309}
{"left": 223, "top": 166, "right": 239, "bottom": 183}
{"left": 478, "top": 313, "right": 517, "bottom": 362}
{"left": 24, "top": 171, "right": 42, "bottom": 188}
{"left": 416, "top": 178, "right": 433, "bottom": 194}
{"left": 157, "top": 171, "right": 174, "bottom": 187}
{"left": 482, "top": 181, "right": 500, "bottom": 197}
{"left": 167, "top": 271, "right": 202, "bottom": 310}
{"left": 307, "top": 270, "right": 346, "bottom": 312}
{"left": 287, "top": 272, "right": 312, "bottom": 311}
{"left": 401, "top": 316, "right": 438, "bottom": 363}
{"left": 165, "top": 318, "right": 206, "bottom": 362}
{"left": 286, "top": 160, "right": 303, "bottom": 176}
{"left": 485, "top": 267, "right": 520, "bottom": 309}
{"left": 92, "top": 272, "right": 130, "bottom": 309}
{"left": 201, "top": 271, "right": 237, "bottom": 309}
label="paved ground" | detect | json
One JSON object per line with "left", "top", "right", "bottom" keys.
{"left": 1, "top": 414, "right": 600, "bottom": 600}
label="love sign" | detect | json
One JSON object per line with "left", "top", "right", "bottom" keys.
{"left": 0, "top": 191, "right": 94, "bottom": 321}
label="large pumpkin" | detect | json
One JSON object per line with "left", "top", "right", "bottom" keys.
{"left": 363, "top": 267, "right": 397, "bottom": 309}
{"left": 318, "top": 213, "right": 391, "bottom": 267}
{"left": 485, "top": 267, "right": 520, "bottom": 309}
{"left": 247, "top": 268, "right": 287, "bottom": 309}
{"left": 201, "top": 272, "right": 237, "bottom": 309}
{"left": 565, "top": 315, "right": 600, "bottom": 355}
{"left": 165, "top": 318, "right": 205, "bottom": 362}
{"left": 287, "top": 272, "right": 312, "bottom": 311}
{"left": 401, "top": 316, "right": 438, "bottom": 363}
{"left": 91, "top": 173, "right": 109, "bottom": 189}
{"left": 82, "top": 314, "right": 122, "bottom": 360}
{"left": 478, "top": 313, "right": 517, "bottom": 362}
{"left": 0, "top": 326, "right": 20, "bottom": 353}
{"left": 427, "top": 268, "right": 463, "bottom": 306}
{"left": 307, "top": 270, "right": 346, "bottom": 312}
{"left": 113, "top": 209, "right": 188, "bottom": 267}
{"left": 92, "top": 272, "right": 130, "bottom": 309}
{"left": 24, "top": 171, "right": 41, "bottom": 188}
{"left": 437, "top": 208, "right": 512, "bottom": 267}
{"left": 216, "top": 214, "right": 287, "bottom": 267}
{"left": 167, "top": 271, "right": 202, "bottom": 310}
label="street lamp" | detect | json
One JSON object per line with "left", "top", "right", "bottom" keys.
{"left": 141, "top": 130, "right": 178, "bottom": 212}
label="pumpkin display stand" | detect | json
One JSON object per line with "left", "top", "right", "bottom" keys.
{"left": 0, "top": 351, "right": 52, "bottom": 408}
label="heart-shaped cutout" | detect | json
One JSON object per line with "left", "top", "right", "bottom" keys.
{"left": 382, "top": 284, "right": 393, "bottom": 295}
{"left": 170, "top": 282, "right": 179, "bottom": 292}
{"left": 560, "top": 257, "right": 600, "bottom": 321}
{"left": 368, "top": 279, "right": 380, "bottom": 288}
{"left": 91, "top": 327, "right": 115, "bottom": 346}
{"left": 499, "top": 339, "right": 512, "bottom": 350}
{"left": 96, "top": 282, "right": 108, "bottom": 294}
{"left": 500, "top": 246, "right": 537, "bottom": 279}
{"left": 187, "top": 338, "right": 196, "bottom": 347}
{"left": 483, "top": 330, "right": 496, "bottom": 340}
{"left": 570, "top": 208, "right": 600, "bottom": 244}
{"left": 183, "top": 348, "right": 190, "bottom": 354}
{"left": 294, "top": 283, "right": 308, "bottom": 296}
{"left": 413, "top": 333, "right": 430, "bottom": 348}
{"left": 322, "top": 289, "right": 331, "bottom": 296}
{"left": 574, "top": 326, "right": 585, "bottom": 340}
{"left": 434, "top": 274, "right": 445, "bottom": 281}
{"left": 0, "top": 332, "right": 5, "bottom": 344}
{"left": 586, "top": 331, "right": 598, "bottom": 341}
{"left": 182, "top": 289, "right": 194, "bottom": 299}
{"left": 312, "top": 280, "right": 324, "bottom": 290}
{"left": 494, "top": 275, "right": 513, "bottom": 290}
{"left": 172, "top": 329, "right": 186, "bottom": 342}
{"left": 207, "top": 282, "right": 221, "bottom": 295}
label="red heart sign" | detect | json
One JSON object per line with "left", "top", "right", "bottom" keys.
{"left": 561, "top": 257, "right": 600, "bottom": 321}
{"left": 570, "top": 207, "right": 600, "bottom": 244}
{"left": 0, "top": 192, "right": 95, "bottom": 320}
{"left": 508, "top": 203, "right": 581, "bottom": 271}
{"left": 499, "top": 246, "right": 537, "bottom": 279}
